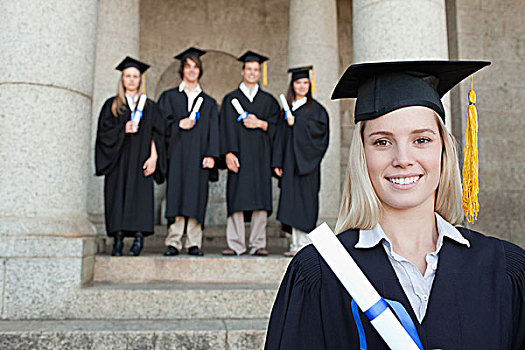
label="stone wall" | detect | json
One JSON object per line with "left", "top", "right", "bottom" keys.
{"left": 0, "top": 0, "right": 99, "bottom": 319}
{"left": 337, "top": 0, "right": 354, "bottom": 188}
{"left": 452, "top": 0, "right": 525, "bottom": 247}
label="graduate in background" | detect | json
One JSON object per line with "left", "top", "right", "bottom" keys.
{"left": 157, "top": 47, "right": 219, "bottom": 256}
{"left": 95, "top": 57, "right": 166, "bottom": 257}
{"left": 272, "top": 66, "right": 329, "bottom": 257}
{"left": 220, "top": 51, "right": 280, "bottom": 256}
{"left": 265, "top": 61, "right": 525, "bottom": 349}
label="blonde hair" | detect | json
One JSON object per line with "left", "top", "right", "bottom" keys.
{"left": 111, "top": 72, "right": 142, "bottom": 116}
{"left": 335, "top": 113, "right": 463, "bottom": 234}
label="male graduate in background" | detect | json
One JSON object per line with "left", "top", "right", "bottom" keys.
{"left": 220, "top": 51, "right": 280, "bottom": 256}
{"left": 157, "top": 47, "right": 219, "bottom": 256}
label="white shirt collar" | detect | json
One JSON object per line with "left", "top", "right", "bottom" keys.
{"left": 239, "top": 82, "right": 259, "bottom": 102}
{"left": 355, "top": 212, "right": 470, "bottom": 251}
{"left": 178, "top": 81, "right": 202, "bottom": 94}
{"left": 292, "top": 96, "right": 307, "bottom": 111}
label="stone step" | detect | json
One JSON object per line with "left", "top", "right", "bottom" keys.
{"left": 93, "top": 255, "right": 291, "bottom": 284}
{"left": 66, "top": 281, "right": 279, "bottom": 320}
{"left": 98, "top": 224, "right": 290, "bottom": 254}
{"left": 0, "top": 319, "right": 267, "bottom": 350}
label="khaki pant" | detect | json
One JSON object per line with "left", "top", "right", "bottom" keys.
{"left": 165, "top": 216, "right": 202, "bottom": 250}
{"left": 289, "top": 227, "right": 311, "bottom": 252}
{"left": 226, "top": 210, "right": 267, "bottom": 255}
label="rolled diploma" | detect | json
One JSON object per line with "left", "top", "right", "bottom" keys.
{"left": 308, "top": 223, "right": 420, "bottom": 350}
{"left": 131, "top": 94, "right": 147, "bottom": 131}
{"left": 231, "top": 98, "right": 245, "bottom": 114}
{"left": 279, "top": 94, "right": 291, "bottom": 119}
{"left": 189, "top": 97, "right": 204, "bottom": 121}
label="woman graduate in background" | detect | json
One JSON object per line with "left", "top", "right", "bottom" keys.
{"left": 265, "top": 61, "right": 525, "bottom": 349}
{"left": 272, "top": 66, "right": 329, "bottom": 257}
{"left": 95, "top": 57, "right": 166, "bottom": 257}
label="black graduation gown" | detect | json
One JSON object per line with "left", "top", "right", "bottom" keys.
{"left": 95, "top": 97, "right": 166, "bottom": 237}
{"left": 220, "top": 88, "right": 280, "bottom": 217}
{"left": 265, "top": 228, "right": 525, "bottom": 349}
{"left": 272, "top": 100, "right": 329, "bottom": 233}
{"left": 157, "top": 87, "right": 219, "bottom": 225}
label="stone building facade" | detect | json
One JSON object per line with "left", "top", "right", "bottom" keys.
{"left": 0, "top": 0, "right": 523, "bottom": 344}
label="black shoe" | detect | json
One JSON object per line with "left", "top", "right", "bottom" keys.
{"left": 128, "top": 234, "right": 143, "bottom": 256}
{"left": 164, "top": 246, "right": 179, "bottom": 256}
{"left": 188, "top": 246, "right": 204, "bottom": 256}
{"left": 111, "top": 233, "right": 124, "bottom": 256}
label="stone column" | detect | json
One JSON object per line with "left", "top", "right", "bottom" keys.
{"left": 352, "top": 0, "right": 451, "bottom": 124}
{"left": 0, "top": 0, "right": 98, "bottom": 318}
{"left": 87, "top": 0, "right": 141, "bottom": 234}
{"left": 288, "top": 0, "right": 341, "bottom": 226}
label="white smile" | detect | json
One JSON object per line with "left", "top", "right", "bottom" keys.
{"left": 387, "top": 176, "right": 421, "bottom": 185}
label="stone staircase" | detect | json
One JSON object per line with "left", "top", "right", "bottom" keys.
{"left": 0, "top": 225, "right": 292, "bottom": 349}
{"left": 98, "top": 222, "right": 290, "bottom": 255}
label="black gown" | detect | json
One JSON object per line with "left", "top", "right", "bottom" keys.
{"left": 95, "top": 97, "right": 166, "bottom": 237}
{"left": 157, "top": 87, "right": 219, "bottom": 225}
{"left": 265, "top": 228, "right": 525, "bottom": 349}
{"left": 272, "top": 100, "right": 329, "bottom": 233}
{"left": 220, "top": 88, "right": 280, "bottom": 217}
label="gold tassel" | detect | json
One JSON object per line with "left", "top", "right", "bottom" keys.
{"left": 263, "top": 61, "right": 268, "bottom": 86}
{"left": 462, "top": 76, "right": 479, "bottom": 223}
{"left": 311, "top": 66, "right": 315, "bottom": 94}
{"left": 142, "top": 74, "right": 147, "bottom": 95}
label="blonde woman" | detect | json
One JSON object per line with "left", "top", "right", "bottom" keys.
{"left": 95, "top": 57, "right": 166, "bottom": 256}
{"left": 265, "top": 61, "right": 524, "bottom": 349}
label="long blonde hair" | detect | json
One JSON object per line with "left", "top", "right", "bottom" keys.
{"left": 111, "top": 72, "right": 142, "bottom": 116}
{"left": 335, "top": 113, "right": 463, "bottom": 234}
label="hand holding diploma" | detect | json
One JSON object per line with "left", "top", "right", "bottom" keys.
{"left": 231, "top": 98, "right": 248, "bottom": 121}
{"left": 179, "top": 118, "right": 194, "bottom": 130}
{"left": 130, "top": 94, "right": 148, "bottom": 132}
{"left": 189, "top": 97, "right": 204, "bottom": 124}
{"left": 279, "top": 94, "right": 293, "bottom": 120}
{"left": 279, "top": 94, "right": 295, "bottom": 126}
{"left": 125, "top": 121, "right": 138, "bottom": 134}
{"left": 308, "top": 223, "right": 423, "bottom": 350}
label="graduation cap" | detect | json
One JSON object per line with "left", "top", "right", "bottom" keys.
{"left": 115, "top": 56, "right": 150, "bottom": 73}
{"left": 332, "top": 60, "right": 491, "bottom": 224}
{"left": 288, "top": 66, "right": 316, "bottom": 93}
{"left": 331, "top": 60, "right": 490, "bottom": 123}
{"left": 174, "top": 47, "right": 207, "bottom": 62}
{"left": 237, "top": 50, "right": 269, "bottom": 64}
{"left": 238, "top": 50, "right": 270, "bottom": 86}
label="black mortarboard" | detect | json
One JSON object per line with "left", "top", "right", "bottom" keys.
{"left": 115, "top": 56, "right": 150, "bottom": 73}
{"left": 288, "top": 66, "right": 313, "bottom": 81}
{"left": 331, "top": 60, "right": 490, "bottom": 123}
{"left": 237, "top": 50, "right": 269, "bottom": 63}
{"left": 174, "top": 47, "right": 207, "bottom": 62}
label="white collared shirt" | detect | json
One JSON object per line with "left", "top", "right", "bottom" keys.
{"left": 125, "top": 93, "right": 140, "bottom": 111}
{"left": 356, "top": 213, "right": 470, "bottom": 322}
{"left": 179, "top": 81, "right": 202, "bottom": 112}
{"left": 239, "top": 82, "right": 259, "bottom": 103}
{"left": 292, "top": 96, "right": 307, "bottom": 111}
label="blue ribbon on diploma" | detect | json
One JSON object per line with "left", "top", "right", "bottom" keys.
{"left": 351, "top": 298, "right": 423, "bottom": 350}
{"left": 284, "top": 110, "right": 292, "bottom": 120}
{"left": 194, "top": 112, "right": 200, "bottom": 125}
{"left": 236, "top": 111, "right": 248, "bottom": 122}
{"left": 131, "top": 110, "right": 142, "bottom": 122}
